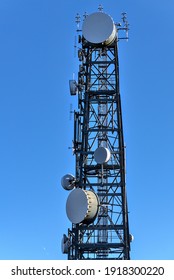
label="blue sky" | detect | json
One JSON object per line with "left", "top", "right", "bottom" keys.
{"left": 0, "top": 0, "right": 174, "bottom": 260}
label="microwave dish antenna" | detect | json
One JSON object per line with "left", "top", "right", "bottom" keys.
{"left": 94, "top": 147, "right": 111, "bottom": 164}
{"left": 61, "top": 174, "right": 76, "bottom": 191}
{"left": 82, "top": 12, "right": 117, "bottom": 45}
{"left": 66, "top": 188, "right": 99, "bottom": 224}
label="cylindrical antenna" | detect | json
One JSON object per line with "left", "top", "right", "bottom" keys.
{"left": 83, "top": 12, "right": 88, "bottom": 20}
{"left": 75, "top": 13, "right": 81, "bottom": 30}
{"left": 98, "top": 4, "right": 103, "bottom": 12}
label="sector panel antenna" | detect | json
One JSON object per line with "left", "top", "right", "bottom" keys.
{"left": 61, "top": 234, "right": 71, "bottom": 254}
{"left": 82, "top": 12, "right": 117, "bottom": 45}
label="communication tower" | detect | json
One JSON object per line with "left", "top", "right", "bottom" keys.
{"left": 61, "top": 6, "right": 132, "bottom": 260}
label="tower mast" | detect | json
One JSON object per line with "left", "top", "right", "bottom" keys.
{"left": 61, "top": 7, "right": 131, "bottom": 260}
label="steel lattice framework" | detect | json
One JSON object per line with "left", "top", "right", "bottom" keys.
{"left": 61, "top": 9, "right": 131, "bottom": 260}
{"left": 66, "top": 39, "right": 131, "bottom": 259}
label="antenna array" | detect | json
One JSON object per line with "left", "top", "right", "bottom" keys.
{"left": 61, "top": 6, "right": 132, "bottom": 260}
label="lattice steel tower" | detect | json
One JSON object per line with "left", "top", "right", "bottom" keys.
{"left": 61, "top": 7, "right": 132, "bottom": 260}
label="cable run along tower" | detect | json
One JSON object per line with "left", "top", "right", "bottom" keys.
{"left": 61, "top": 6, "right": 132, "bottom": 260}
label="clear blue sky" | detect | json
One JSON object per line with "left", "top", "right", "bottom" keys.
{"left": 0, "top": 0, "right": 174, "bottom": 260}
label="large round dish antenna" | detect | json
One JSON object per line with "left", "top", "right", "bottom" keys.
{"left": 66, "top": 188, "right": 99, "bottom": 224}
{"left": 61, "top": 174, "right": 75, "bottom": 191}
{"left": 82, "top": 12, "right": 117, "bottom": 45}
{"left": 94, "top": 147, "right": 111, "bottom": 164}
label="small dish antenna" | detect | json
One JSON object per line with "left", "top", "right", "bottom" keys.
{"left": 61, "top": 174, "right": 76, "bottom": 191}
{"left": 129, "top": 234, "right": 134, "bottom": 243}
{"left": 94, "top": 147, "right": 111, "bottom": 164}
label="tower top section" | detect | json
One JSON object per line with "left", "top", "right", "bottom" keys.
{"left": 82, "top": 12, "right": 117, "bottom": 46}
{"left": 75, "top": 6, "right": 129, "bottom": 44}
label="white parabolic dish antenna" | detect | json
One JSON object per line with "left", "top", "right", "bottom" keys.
{"left": 66, "top": 188, "right": 99, "bottom": 224}
{"left": 61, "top": 174, "right": 75, "bottom": 191}
{"left": 82, "top": 12, "right": 117, "bottom": 45}
{"left": 94, "top": 147, "right": 111, "bottom": 164}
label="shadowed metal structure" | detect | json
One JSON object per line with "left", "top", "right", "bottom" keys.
{"left": 61, "top": 7, "right": 132, "bottom": 260}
